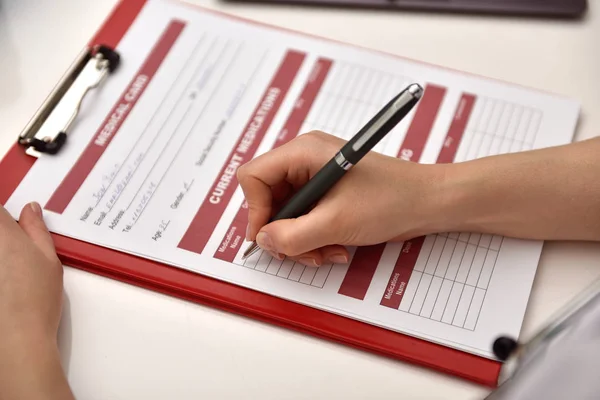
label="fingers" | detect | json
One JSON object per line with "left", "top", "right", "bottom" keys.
{"left": 238, "top": 149, "right": 289, "bottom": 240}
{"left": 238, "top": 132, "right": 341, "bottom": 241}
{"left": 318, "top": 245, "right": 349, "bottom": 264}
{"left": 239, "top": 173, "right": 274, "bottom": 241}
{"left": 238, "top": 148, "right": 306, "bottom": 240}
{"left": 255, "top": 207, "right": 338, "bottom": 257}
{"left": 287, "top": 244, "right": 349, "bottom": 267}
{"left": 18, "top": 202, "right": 58, "bottom": 263}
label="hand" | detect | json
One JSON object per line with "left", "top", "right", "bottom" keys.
{"left": 0, "top": 203, "right": 73, "bottom": 399}
{"left": 238, "top": 131, "right": 446, "bottom": 266}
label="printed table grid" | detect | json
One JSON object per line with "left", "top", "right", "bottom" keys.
{"left": 241, "top": 249, "right": 334, "bottom": 288}
{"left": 398, "top": 233, "right": 504, "bottom": 331}
{"left": 457, "top": 96, "right": 543, "bottom": 162}
{"left": 232, "top": 61, "right": 414, "bottom": 286}
{"left": 302, "top": 61, "right": 414, "bottom": 153}
{"left": 391, "top": 95, "right": 542, "bottom": 331}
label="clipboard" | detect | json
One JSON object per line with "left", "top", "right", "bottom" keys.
{"left": 0, "top": 0, "right": 502, "bottom": 387}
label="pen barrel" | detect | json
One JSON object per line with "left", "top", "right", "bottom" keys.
{"left": 272, "top": 158, "right": 346, "bottom": 221}
{"left": 343, "top": 93, "right": 419, "bottom": 164}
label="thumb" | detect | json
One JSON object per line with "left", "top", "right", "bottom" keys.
{"left": 257, "top": 210, "right": 335, "bottom": 256}
{"left": 18, "top": 202, "right": 58, "bottom": 262}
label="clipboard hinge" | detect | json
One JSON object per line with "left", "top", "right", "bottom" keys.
{"left": 18, "top": 45, "right": 120, "bottom": 157}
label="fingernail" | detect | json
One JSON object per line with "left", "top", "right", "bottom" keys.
{"left": 329, "top": 254, "right": 348, "bottom": 264}
{"left": 245, "top": 224, "right": 250, "bottom": 241}
{"left": 29, "top": 202, "right": 42, "bottom": 217}
{"left": 256, "top": 232, "right": 274, "bottom": 251}
{"left": 268, "top": 251, "right": 284, "bottom": 260}
{"left": 299, "top": 258, "right": 319, "bottom": 267}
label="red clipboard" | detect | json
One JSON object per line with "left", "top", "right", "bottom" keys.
{"left": 0, "top": 0, "right": 502, "bottom": 387}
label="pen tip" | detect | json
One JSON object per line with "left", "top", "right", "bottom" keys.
{"left": 242, "top": 242, "right": 260, "bottom": 260}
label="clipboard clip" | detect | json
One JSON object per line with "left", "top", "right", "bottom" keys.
{"left": 18, "top": 45, "right": 120, "bottom": 157}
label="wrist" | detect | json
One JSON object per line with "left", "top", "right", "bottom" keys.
{"left": 416, "top": 163, "right": 464, "bottom": 235}
{"left": 393, "top": 161, "right": 472, "bottom": 238}
{"left": 433, "top": 160, "right": 494, "bottom": 234}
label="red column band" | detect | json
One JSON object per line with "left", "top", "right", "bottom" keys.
{"left": 215, "top": 58, "right": 333, "bottom": 262}
{"left": 337, "top": 244, "right": 386, "bottom": 300}
{"left": 45, "top": 20, "right": 186, "bottom": 214}
{"left": 89, "top": 0, "right": 148, "bottom": 48}
{"left": 437, "top": 93, "right": 476, "bottom": 164}
{"left": 380, "top": 92, "right": 477, "bottom": 309}
{"left": 178, "top": 50, "right": 306, "bottom": 255}
{"left": 380, "top": 236, "right": 426, "bottom": 308}
{"left": 339, "top": 83, "right": 447, "bottom": 300}
{"left": 397, "top": 84, "right": 447, "bottom": 161}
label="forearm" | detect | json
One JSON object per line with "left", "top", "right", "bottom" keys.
{"left": 0, "top": 332, "right": 74, "bottom": 400}
{"left": 438, "top": 137, "right": 600, "bottom": 241}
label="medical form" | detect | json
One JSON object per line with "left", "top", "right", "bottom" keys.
{"left": 4, "top": 0, "right": 580, "bottom": 359}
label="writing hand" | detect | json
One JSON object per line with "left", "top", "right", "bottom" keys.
{"left": 237, "top": 131, "right": 446, "bottom": 266}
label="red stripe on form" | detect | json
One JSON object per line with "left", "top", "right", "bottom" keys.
{"left": 178, "top": 51, "right": 306, "bottom": 255}
{"left": 437, "top": 94, "right": 476, "bottom": 163}
{"left": 45, "top": 20, "right": 186, "bottom": 214}
{"left": 89, "top": 0, "right": 148, "bottom": 48}
{"left": 275, "top": 58, "right": 333, "bottom": 147}
{"left": 337, "top": 244, "right": 386, "bottom": 300}
{"left": 339, "top": 83, "right": 447, "bottom": 300}
{"left": 214, "top": 58, "right": 332, "bottom": 262}
{"left": 397, "top": 84, "right": 446, "bottom": 161}
{"left": 380, "top": 236, "right": 425, "bottom": 308}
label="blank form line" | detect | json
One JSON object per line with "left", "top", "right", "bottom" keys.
{"left": 338, "top": 68, "right": 368, "bottom": 139}
{"left": 471, "top": 131, "right": 534, "bottom": 147}
{"left": 462, "top": 98, "right": 488, "bottom": 160}
{"left": 496, "top": 103, "right": 515, "bottom": 154}
{"left": 309, "top": 266, "right": 318, "bottom": 286}
{"left": 441, "top": 237, "right": 469, "bottom": 322}
{"left": 472, "top": 236, "right": 504, "bottom": 330}
{"left": 352, "top": 69, "right": 377, "bottom": 129}
{"left": 474, "top": 101, "right": 499, "bottom": 158}
{"left": 312, "top": 63, "right": 345, "bottom": 130}
{"left": 418, "top": 236, "right": 448, "bottom": 315}
{"left": 430, "top": 239, "right": 459, "bottom": 315}
{"left": 408, "top": 237, "right": 436, "bottom": 312}
{"left": 451, "top": 234, "right": 483, "bottom": 326}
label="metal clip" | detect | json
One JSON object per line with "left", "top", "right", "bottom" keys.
{"left": 18, "top": 45, "right": 120, "bottom": 157}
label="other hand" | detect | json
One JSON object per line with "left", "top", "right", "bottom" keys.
{"left": 0, "top": 203, "right": 73, "bottom": 399}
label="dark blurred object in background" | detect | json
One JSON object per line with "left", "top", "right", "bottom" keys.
{"left": 222, "top": 0, "right": 587, "bottom": 19}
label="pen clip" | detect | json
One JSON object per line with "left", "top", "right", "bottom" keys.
{"left": 349, "top": 83, "right": 423, "bottom": 154}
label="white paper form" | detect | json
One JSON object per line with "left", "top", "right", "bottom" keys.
{"left": 5, "top": 0, "right": 580, "bottom": 358}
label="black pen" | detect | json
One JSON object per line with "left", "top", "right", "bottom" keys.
{"left": 241, "top": 83, "right": 424, "bottom": 260}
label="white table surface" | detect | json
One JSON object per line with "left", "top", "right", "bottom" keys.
{"left": 1, "top": 0, "right": 599, "bottom": 399}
